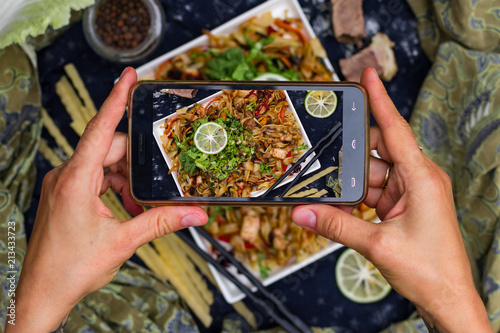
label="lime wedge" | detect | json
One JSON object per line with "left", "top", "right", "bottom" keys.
{"left": 194, "top": 122, "right": 228, "bottom": 155}
{"left": 253, "top": 73, "right": 289, "bottom": 81}
{"left": 304, "top": 90, "right": 337, "bottom": 118}
{"left": 335, "top": 248, "right": 391, "bottom": 303}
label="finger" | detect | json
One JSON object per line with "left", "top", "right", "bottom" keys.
{"left": 364, "top": 186, "right": 383, "bottom": 208}
{"left": 369, "top": 126, "right": 390, "bottom": 162}
{"left": 369, "top": 156, "right": 391, "bottom": 188}
{"left": 100, "top": 173, "right": 143, "bottom": 217}
{"left": 72, "top": 67, "right": 137, "bottom": 170}
{"left": 106, "top": 158, "right": 127, "bottom": 177}
{"left": 122, "top": 206, "right": 208, "bottom": 249}
{"left": 103, "top": 132, "right": 127, "bottom": 167}
{"left": 292, "top": 205, "right": 377, "bottom": 254}
{"left": 361, "top": 68, "right": 423, "bottom": 166}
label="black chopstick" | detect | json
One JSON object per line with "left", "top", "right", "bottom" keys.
{"left": 194, "top": 227, "right": 312, "bottom": 333}
{"left": 175, "top": 230, "right": 307, "bottom": 333}
{"left": 262, "top": 122, "right": 342, "bottom": 196}
{"left": 279, "top": 126, "right": 342, "bottom": 197}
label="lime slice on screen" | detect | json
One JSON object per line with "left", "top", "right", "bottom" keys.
{"left": 253, "top": 73, "right": 289, "bottom": 81}
{"left": 304, "top": 90, "right": 337, "bottom": 118}
{"left": 194, "top": 122, "right": 228, "bottom": 155}
{"left": 335, "top": 248, "right": 391, "bottom": 303}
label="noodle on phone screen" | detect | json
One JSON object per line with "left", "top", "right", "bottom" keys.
{"left": 160, "top": 90, "right": 308, "bottom": 197}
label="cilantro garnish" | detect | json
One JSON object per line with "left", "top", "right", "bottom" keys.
{"left": 177, "top": 114, "right": 254, "bottom": 185}
{"left": 293, "top": 143, "right": 309, "bottom": 150}
{"left": 258, "top": 251, "right": 271, "bottom": 279}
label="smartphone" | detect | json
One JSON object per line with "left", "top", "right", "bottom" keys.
{"left": 128, "top": 81, "right": 368, "bottom": 206}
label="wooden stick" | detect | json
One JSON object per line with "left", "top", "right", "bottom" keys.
{"left": 55, "top": 75, "right": 87, "bottom": 136}
{"left": 171, "top": 234, "right": 217, "bottom": 286}
{"left": 287, "top": 188, "right": 318, "bottom": 198}
{"left": 64, "top": 63, "right": 97, "bottom": 122}
{"left": 307, "top": 189, "right": 328, "bottom": 198}
{"left": 151, "top": 239, "right": 213, "bottom": 327}
{"left": 284, "top": 166, "right": 337, "bottom": 197}
{"left": 38, "top": 140, "right": 64, "bottom": 166}
{"left": 232, "top": 301, "right": 257, "bottom": 329}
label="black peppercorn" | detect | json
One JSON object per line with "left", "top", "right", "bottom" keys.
{"left": 95, "top": 0, "right": 151, "bottom": 50}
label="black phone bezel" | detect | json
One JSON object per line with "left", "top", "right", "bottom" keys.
{"left": 128, "top": 80, "right": 369, "bottom": 206}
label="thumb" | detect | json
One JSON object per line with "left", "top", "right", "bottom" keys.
{"left": 122, "top": 206, "right": 208, "bottom": 249}
{"left": 292, "top": 205, "right": 377, "bottom": 255}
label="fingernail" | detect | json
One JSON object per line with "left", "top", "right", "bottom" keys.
{"left": 119, "top": 67, "right": 130, "bottom": 79}
{"left": 293, "top": 209, "right": 317, "bottom": 230}
{"left": 180, "top": 214, "right": 204, "bottom": 228}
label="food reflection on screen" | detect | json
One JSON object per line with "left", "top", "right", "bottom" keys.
{"left": 160, "top": 90, "right": 309, "bottom": 197}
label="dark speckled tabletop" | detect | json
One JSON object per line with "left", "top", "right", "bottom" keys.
{"left": 28, "top": 0, "right": 431, "bottom": 331}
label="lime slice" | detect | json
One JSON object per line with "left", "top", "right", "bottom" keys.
{"left": 253, "top": 73, "right": 289, "bottom": 81}
{"left": 304, "top": 90, "right": 337, "bottom": 118}
{"left": 194, "top": 122, "right": 228, "bottom": 155}
{"left": 335, "top": 248, "right": 391, "bottom": 303}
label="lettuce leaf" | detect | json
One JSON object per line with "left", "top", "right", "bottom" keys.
{"left": 0, "top": 0, "right": 95, "bottom": 49}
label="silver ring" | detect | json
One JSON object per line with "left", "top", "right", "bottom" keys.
{"left": 381, "top": 163, "right": 392, "bottom": 188}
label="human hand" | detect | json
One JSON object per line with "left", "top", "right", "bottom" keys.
{"left": 7, "top": 68, "right": 208, "bottom": 332}
{"left": 292, "top": 68, "right": 491, "bottom": 332}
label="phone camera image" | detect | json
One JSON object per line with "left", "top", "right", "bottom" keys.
{"left": 152, "top": 87, "right": 343, "bottom": 200}
{"left": 129, "top": 82, "right": 367, "bottom": 205}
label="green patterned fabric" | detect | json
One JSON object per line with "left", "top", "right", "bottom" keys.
{"left": 382, "top": 1, "right": 500, "bottom": 332}
{"left": 0, "top": 44, "right": 198, "bottom": 332}
{"left": 408, "top": 0, "right": 500, "bottom": 60}
{"left": 410, "top": 42, "right": 500, "bottom": 331}
{"left": 0, "top": 43, "right": 42, "bottom": 330}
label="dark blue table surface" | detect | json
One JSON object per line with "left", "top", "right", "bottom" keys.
{"left": 28, "top": 0, "right": 431, "bottom": 331}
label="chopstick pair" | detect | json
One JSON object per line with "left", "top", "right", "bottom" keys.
{"left": 175, "top": 228, "right": 312, "bottom": 333}
{"left": 262, "top": 122, "right": 343, "bottom": 197}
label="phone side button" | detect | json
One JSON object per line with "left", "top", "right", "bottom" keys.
{"left": 351, "top": 177, "right": 356, "bottom": 188}
{"left": 351, "top": 139, "right": 356, "bottom": 150}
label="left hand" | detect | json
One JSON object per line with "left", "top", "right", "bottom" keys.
{"left": 8, "top": 67, "right": 208, "bottom": 332}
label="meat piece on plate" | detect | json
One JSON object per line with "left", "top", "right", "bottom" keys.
{"left": 331, "top": 0, "right": 366, "bottom": 46}
{"left": 272, "top": 148, "right": 288, "bottom": 160}
{"left": 240, "top": 215, "right": 260, "bottom": 243}
{"left": 339, "top": 33, "right": 398, "bottom": 82}
{"left": 165, "top": 89, "right": 198, "bottom": 98}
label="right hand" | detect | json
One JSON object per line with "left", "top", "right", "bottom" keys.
{"left": 292, "top": 67, "right": 492, "bottom": 332}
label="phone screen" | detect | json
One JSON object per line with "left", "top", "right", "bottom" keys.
{"left": 129, "top": 82, "right": 368, "bottom": 205}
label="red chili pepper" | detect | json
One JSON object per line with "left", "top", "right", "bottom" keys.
{"left": 215, "top": 216, "right": 225, "bottom": 223}
{"left": 287, "top": 151, "right": 292, "bottom": 157}
{"left": 279, "top": 107, "right": 285, "bottom": 123}
{"left": 267, "top": 25, "right": 277, "bottom": 35}
{"left": 244, "top": 242, "right": 255, "bottom": 248}
{"left": 218, "top": 236, "right": 230, "bottom": 242}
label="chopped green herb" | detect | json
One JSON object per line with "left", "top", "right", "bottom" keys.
{"left": 179, "top": 151, "right": 197, "bottom": 174}
{"left": 190, "top": 48, "right": 220, "bottom": 59}
{"left": 257, "top": 251, "right": 271, "bottom": 279}
{"left": 259, "top": 162, "right": 271, "bottom": 174}
{"left": 178, "top": 114, "right": 254, "bottom": 184}
{"left": 246, "top": 101, "right": 257, "bottom": 111}
{"left": 293, "top": 143, "right": 309, "bottom": 150}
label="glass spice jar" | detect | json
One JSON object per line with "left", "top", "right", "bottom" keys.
{"left": 83, "top": 0, "right": 164, "bottom": 63}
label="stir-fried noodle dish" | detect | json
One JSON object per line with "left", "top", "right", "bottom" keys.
{"left": 205, "top": 206, "right": 329, "bottom": 278}
{"left": 154, "top": 12, "right": 332, "bottom": 81}
{"left": 160, "top": 90, "right": 309, "bottom": 197}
